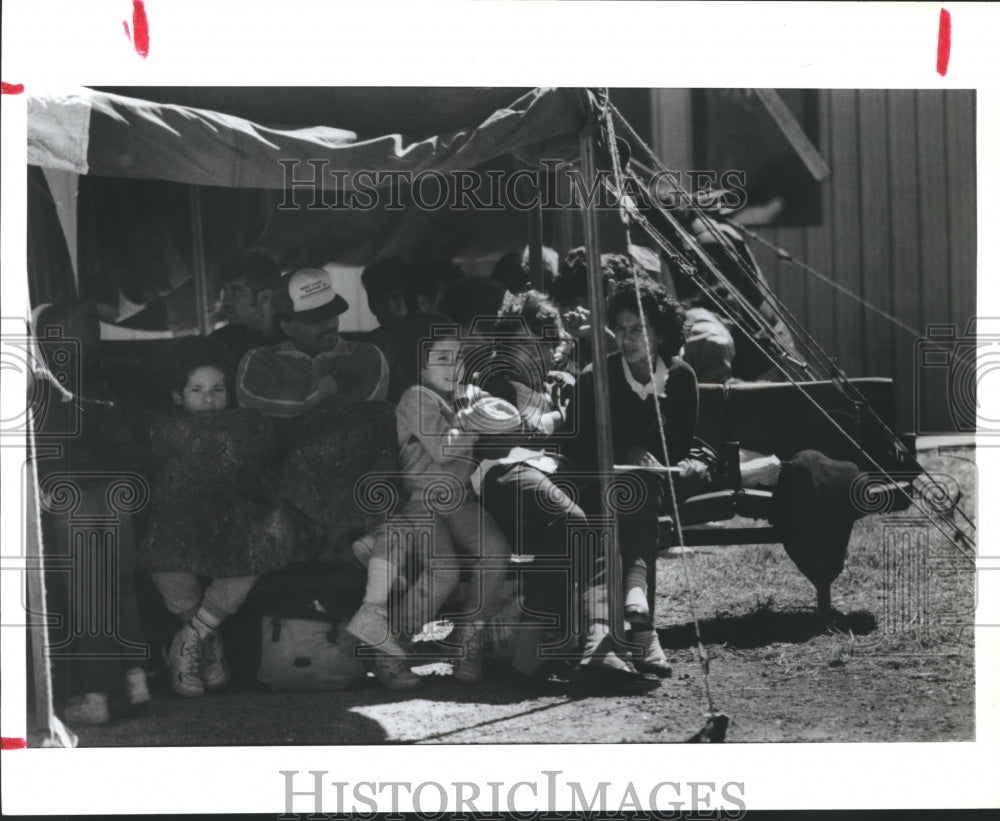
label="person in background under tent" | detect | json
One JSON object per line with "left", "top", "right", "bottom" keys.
{"left": 211, "top": 250, "right": 287, "bottom": 361}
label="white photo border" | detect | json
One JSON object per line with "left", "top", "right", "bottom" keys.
{"left": 2, "top": 0, "right": 998, "bottom": 814}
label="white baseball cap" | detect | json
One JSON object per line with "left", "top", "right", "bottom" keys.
{"left": 283, "top": 267, "right": 349, "bottom": 321}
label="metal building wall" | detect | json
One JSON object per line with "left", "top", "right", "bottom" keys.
{"left": 652, "top": 89, "right": 977, "bottom": 433}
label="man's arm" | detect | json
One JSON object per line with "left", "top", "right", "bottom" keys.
{"left": 320, "top": 342, "right": 389, "bottom": 405}
{"left": 236, "top": 347, "right": 326, "bottom": 418}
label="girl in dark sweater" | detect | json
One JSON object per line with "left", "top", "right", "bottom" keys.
{"left": 571, "top": 279, "right": 707, "bottom": 677}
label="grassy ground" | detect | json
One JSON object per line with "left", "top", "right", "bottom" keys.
{"left": 650, "top": 446, "right": 977, "bottom": 742}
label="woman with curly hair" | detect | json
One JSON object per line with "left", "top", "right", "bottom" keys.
{"left": 569, "top": 278, "right": 709, "bottom": 677}
{"left": 469, "top": 290, "right": 661, "bottom": 693}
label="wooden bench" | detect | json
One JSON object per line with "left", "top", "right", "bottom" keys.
{"left": 652, "top": 378, "right": 919, "bottom": 608}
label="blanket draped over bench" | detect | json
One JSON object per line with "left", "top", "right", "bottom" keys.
{"left": 274, "top": 401, "right": 399, "bottom": 559}
{"left": 138, "top": 409, "right": 296, "bottom": 576}
{"left": 770, "top": 449, "right": 863, "bottom": 595}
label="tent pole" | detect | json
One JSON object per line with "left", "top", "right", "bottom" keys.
{"left": 527, "top": 190, "right": 545, "bottom": 290}
{"left": 24, "top": 427, "right": 77, "bottom": 747}
{"left": 579, "top": 129, "right": 625, "bottom": 638}
{"left": 189, "top": 187, "right": 212, "bottom": 336}
{"left": 579, "top": 130, "right": 615, "bottom": 515}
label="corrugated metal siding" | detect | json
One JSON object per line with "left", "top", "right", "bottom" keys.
{"left": 654, "top": 89, "right": 976, "bottom": 433}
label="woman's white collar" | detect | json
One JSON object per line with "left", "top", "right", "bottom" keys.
{"left": 622, "top": 355, "right": 669, "bottom": 399}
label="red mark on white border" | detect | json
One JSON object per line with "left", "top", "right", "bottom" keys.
{"left": 937, "top": 8, "right": 951, "bottom": 76}
{"left": 1, "top": 82, "right": 25, "bottom": 94}
{"left": 123, "top": 0, "right": 150, "bottom": 59}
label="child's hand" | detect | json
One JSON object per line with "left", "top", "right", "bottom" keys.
{"left": 561, "top": 307, "right": 590, "bottom": 336}
{"left": 547, "top": 372, "right": 574, "bottom": 428}
{"left": 459, "top": 383, "right": 487, "bottom": 407}
{"left": 547, "top": 370, "right": 576, "bottom": 390}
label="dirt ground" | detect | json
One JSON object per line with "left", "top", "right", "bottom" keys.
{"left": 57, "top": 627, "right": 973, "bottom": 746}
{"left": 45, "top": 448, "right": 977, "bottom": 746}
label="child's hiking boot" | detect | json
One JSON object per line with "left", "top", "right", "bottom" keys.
{"left": 372, "top": 653, "right": 422, "bottom": 690}
{"left": 166, "top": 622, "right": 205, "bottom": 697}
{"left": 124, "top": 667, "right": 151, "bottom": 706}
{"left": 65, "top": 692, "right": 110, "bottom": 725}
{"left": 451, "top": 622, "right": 486, "bottom": 684}
{"left": 200, "top": 630, "right": 231, "bottom": 690}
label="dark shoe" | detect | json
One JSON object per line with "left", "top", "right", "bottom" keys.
{"left": 635, "top": 656, "right": 672, "bottom": 678}
{"left": 571, "top": 653, "right": 662, "bottom": 694}
{"left": 65, "top": 692, "right": 111, "bottom": 725}
{"left": 371, "top": 653, "right": 422, "bottom": 691}
{"left": 451, "top": 623, "right": 487, "bottom": 684}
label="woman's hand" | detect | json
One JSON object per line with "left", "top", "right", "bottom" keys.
{"left": 627, "top": 447, "right": 666, "bottom": 470}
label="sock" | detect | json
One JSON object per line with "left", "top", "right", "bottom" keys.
{"left": 191, "top": 606, "right": 223, "bottom": 638}
{"left": 125, "top": 667, "right": 151, "bottom": 704}
{"left": 624, "top": 564, "right": 647, "bottom": 593}
{"left": 363, "top": 557, "right": 394, "bottom": 607}
{"left": 625, "top": 586, "right": 649, "bottom": 612}
{"left": 630, "top": 628, "right": 665, "bottom": 662}
{"left": 580, "top": 620, "right": 613, "bottom": 659}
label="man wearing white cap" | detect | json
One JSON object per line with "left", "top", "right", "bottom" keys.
{"left": 236, "top": 267, "right": 389, "bottom": 416}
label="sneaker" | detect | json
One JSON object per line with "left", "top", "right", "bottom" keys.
{"left": 65, "top": 692, "right": 110, "bottom": 725}
{"left": 452, "top": 623, "right": 486, "bottom": 684}
{"left": 166, "top": 623, "right": 205, "bottom": 697}
{"left": 124, "top": 667, "right": 151, "bottom": 706}
{"left": 624, "top": 586, "right": 650, "bottom": 624}
{"left": 372, "top": 653, "right": 422, "bottom": 690}
{"left": 630, "top": 629, "right": 672, "bottom": 678}
{"left": 200, "top": 630, "right": 230, "bottom": 690}
{"left": 346, "top": 603, "right": 400, "bottom": 653}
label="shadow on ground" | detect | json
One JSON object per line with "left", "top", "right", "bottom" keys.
{"left": 45, "top": 659, "right": 581, "bottom": 747}
{"left": 659, "top": 607, "right": 878, "bottom": 649}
